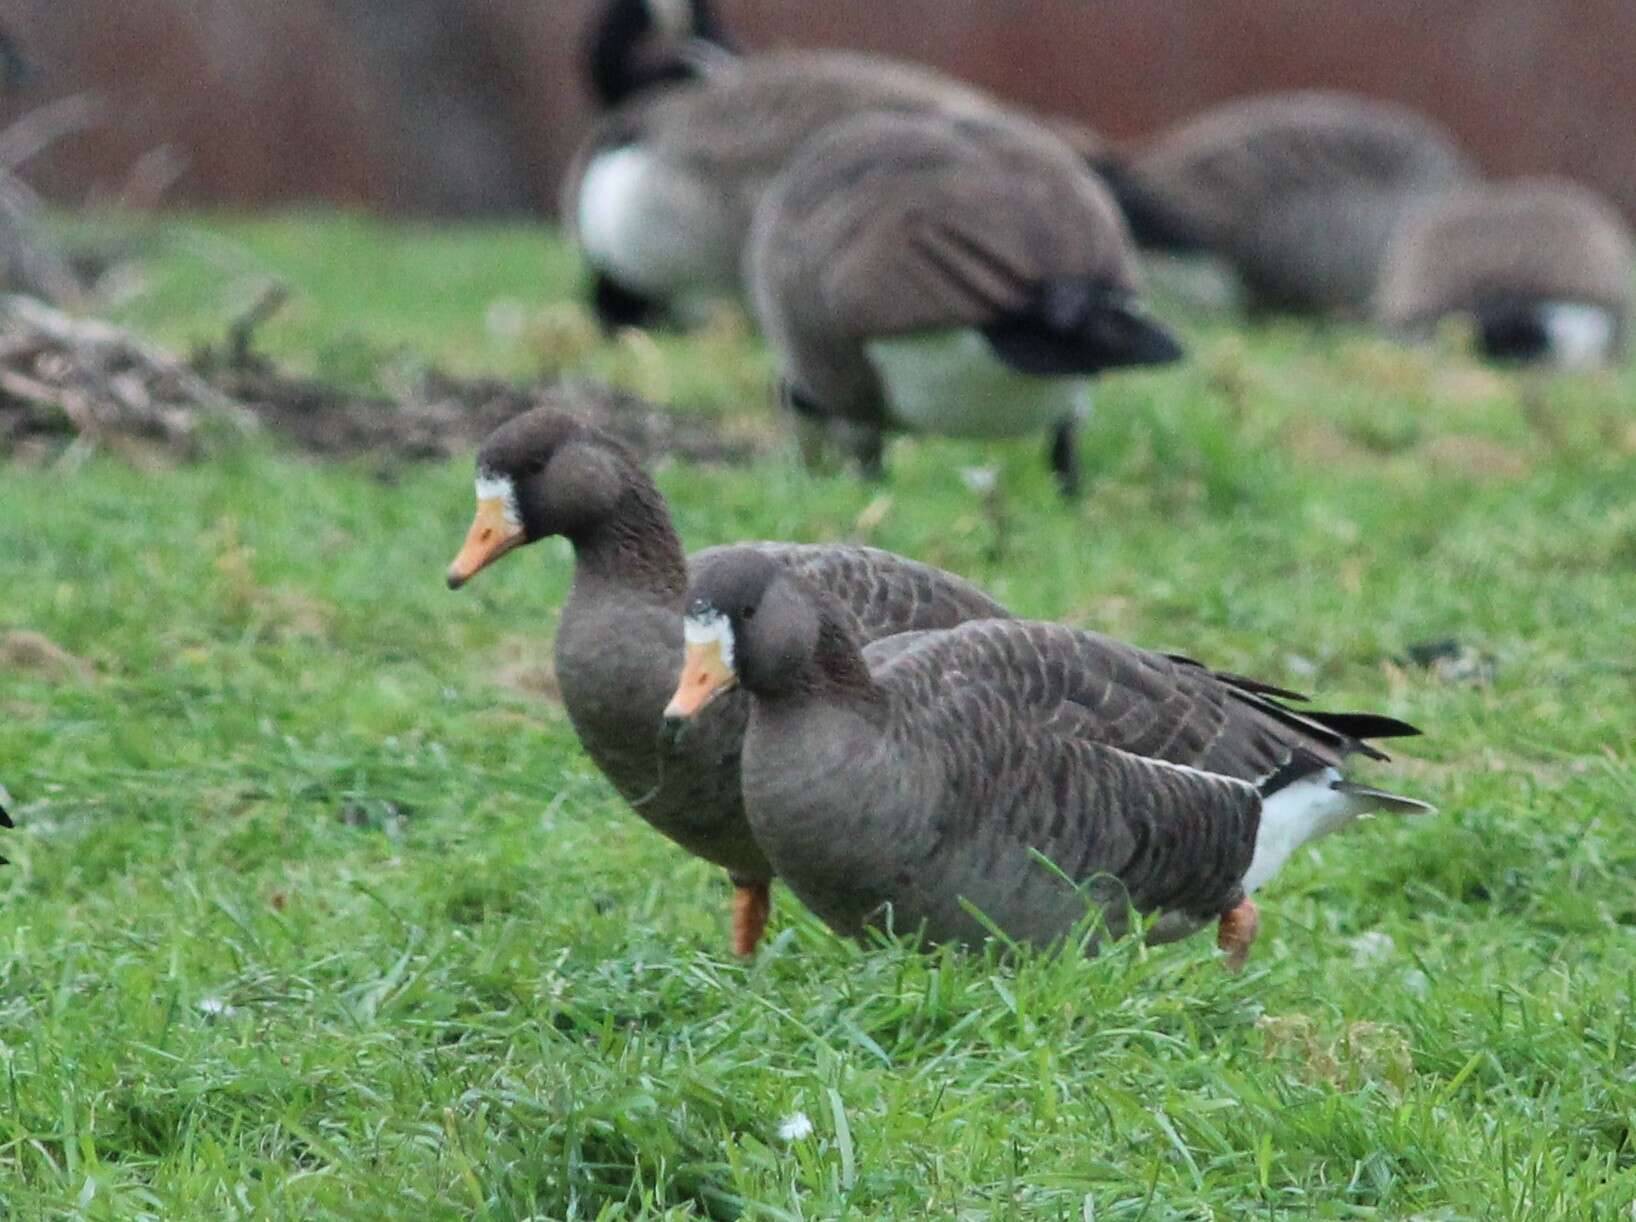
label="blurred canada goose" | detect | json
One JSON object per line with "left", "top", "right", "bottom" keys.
{"left": 1375, "top": 179, "right": 1633, "bottom": 367}
{"left": 445, "top": 409, "right": 1008, "bottom": 955}
{"left": 664, "top": 552, "right": 1430, "bottom": 966}
{"left": 0, "top": 799, "right": 10, "bottom": 866}
{"left": 584, "top": 0, "right": 736, "bottom": 109}
{"left": 570, "top": 1, "right": 1109, "bottom": 332}
{"left": 569, "top": 16, "right": 1006, "bottom": 331}
{"left": 1101, "top": 91, "right": 1476, "bottom": 314}
{"left": 747, "top": 110, "right": 1182, "bottom": 496}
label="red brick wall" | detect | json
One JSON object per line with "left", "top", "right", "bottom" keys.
{"left": 2, "top": 0, "right": 1632, "bottom": 221}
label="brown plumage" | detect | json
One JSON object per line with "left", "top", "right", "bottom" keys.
{"left": 1374, "top": 178, "right": 1633, "bottom": 365}
{"left": 667, "top": 553, "right": 1430, "bottom": 963}
{"left": 747, "top": 109, "right": 1180, "bottom": 494}
{"left": 444, "top": 409, "right": 1008, "bottom": 954}
{"left": 1106, "top": 91, "right": 1476, "bottom": 313}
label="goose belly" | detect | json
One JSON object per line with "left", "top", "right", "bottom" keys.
{"left": 1541, "top": 302, "right": 1616, "bottom": 368}
{"left": 865, "top": 329, "right": 1090, "bottom": 439}
{"left": 575, "top": 146, "right": 739, "bottom": 297}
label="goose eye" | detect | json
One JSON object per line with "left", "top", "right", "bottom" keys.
{"left": 525, "top": 459, "right": 546, "bottom": 476}
{"left": 741, "top": 605, "right": 756, "bottom": 620}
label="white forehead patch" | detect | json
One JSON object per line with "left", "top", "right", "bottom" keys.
{"left": 683, "top": 607, "right": 734, "bottom": 670}
{"left": 475, "top": 470, "right": 521, "bottom": 527}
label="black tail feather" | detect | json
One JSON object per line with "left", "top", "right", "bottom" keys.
{"left": 982, "top": 280, "right": 1184, "bottom": 376}
{"left": 1300, "top": 710, "right": 1423, "bottom": 744}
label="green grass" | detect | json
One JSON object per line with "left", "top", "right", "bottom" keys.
{"left": 3, "top": 208, "right": 1636, "bottom": 1217}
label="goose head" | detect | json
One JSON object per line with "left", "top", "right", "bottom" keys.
{"left": 586, "top": 0, "right": 733, "bottom": 107}
{"left": 445, "top": 409, "right": 639, "bottom": 589}
{"left": 663, "top": 551, "right": 821, "bottom": 721}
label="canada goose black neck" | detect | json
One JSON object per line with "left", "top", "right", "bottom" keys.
{"left": 585, "top": 0, "right": 729, "bottom": 107}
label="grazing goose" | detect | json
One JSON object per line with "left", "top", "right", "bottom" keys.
{"left": 663, "top": 552, "right": 1430, "bottom": 966}
{"left": 444, "top": 408, "right": 1008, "bottom": 954}
{"left": 1101, "top": 91, "right": 1475, "bottom": 314}
{"left": 569, "top": 0, "right": 1109, "bottom": 331}
{"left": 568, "top": 30, "right": 1003, "bottom": 330}
{"left": 746, "top": 110, "right": 1182, "bottom": 496}
{"left": 1374, "top": 179, "right": 1633, "bottom": 367}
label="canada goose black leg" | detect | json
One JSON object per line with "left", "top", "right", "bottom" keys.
{"left": 1048, "top": 417, "right": 1081, "bottom": 500}
{"left": 730, "top": 876, "right": 772, "bottom": 956}
{"left": 851, "top": 427, "right": 886, "bottom": 481}
{"left": 591, "top": 271, "right": 666, "bottom": 334}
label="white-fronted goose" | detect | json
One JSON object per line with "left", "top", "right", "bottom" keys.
{"left": 1374, "top": 178, "right": 1633, "bottom": 367}
{"left": 445, "top": 409, "right": 1008, "bottom": 954}
{"left": 746, "top": 109, "right": 1181, "bottom": 496}
{"left": 1101, "top": 91, "right": 1476, "bottom": 314}
{"left": 663, "top": 552, "right": 1430, "bottom": 966}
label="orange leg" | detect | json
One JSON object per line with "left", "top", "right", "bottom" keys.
{"left": 1217, "top": 897, "right": 1261, "bottom": 972}
{"left": 731, "top": 881, "right": 772, "bottom": 957}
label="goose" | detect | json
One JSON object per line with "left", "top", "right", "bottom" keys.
{"left": 569, "top": 6, "right": 1005, "bottom": 330}
{"left": 444, "top": 408, "right": 1008, "bottom": 954}
{"left": 1100, "top": 91, "right": 1476, "bottom": 314}
{"left": 746, "top": 109, "right": 1182, "bottom": 496}
{"left": 663, "top": 551, "right": 1430, "bottom": 966}
{"left": 568, "top": 0, "right": 1109, "bottom": 331}
{"left": 1374, "top": 178, "right": 1633, "bottom": 368}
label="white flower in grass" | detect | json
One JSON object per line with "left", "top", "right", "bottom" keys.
{"left": 198, "top": 997, "right": 237, "bottom": 1018}
{"left": 776, "top": 1112, "right": 814, "bottom": 1142}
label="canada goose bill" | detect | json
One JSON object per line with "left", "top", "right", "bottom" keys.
{"left": 747, "top": 110, "right": 1181, "bottom": 496}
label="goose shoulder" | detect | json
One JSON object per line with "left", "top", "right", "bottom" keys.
{"left": 691, "top": 541, "right": 1009, "bottom": 640}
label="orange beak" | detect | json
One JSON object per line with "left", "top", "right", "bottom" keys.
{"left": 446, "top": 498, "right": 525, "bottom": 589}
{"left": 663, "top": 639, "right": 737, "bottom": 721}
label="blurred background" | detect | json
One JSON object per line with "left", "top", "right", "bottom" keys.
{"left": 4, "top": 0, "right": 1634, "bottom": 224}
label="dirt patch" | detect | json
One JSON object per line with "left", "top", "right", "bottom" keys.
{"left": 1, "top": 294, "right": 768, "bottom": 469}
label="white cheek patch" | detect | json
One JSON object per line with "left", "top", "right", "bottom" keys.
{"left": 683, "top": 608, "right": 735, "bottom": 671}
{"left": 1542, "top": 303, "right": 1615, "bottom": 368}
{"left": 475, "top": 470, "right": 521, "bottom": 527}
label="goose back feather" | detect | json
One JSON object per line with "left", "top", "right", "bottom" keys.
{"left": 1110, "top": 91, "right": 1475, "bottom": 312}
